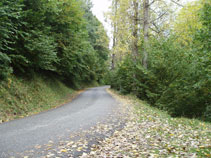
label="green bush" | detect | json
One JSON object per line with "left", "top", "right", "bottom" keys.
{"left": 0, "top": 53, "right": 13, "bottom": 79}
{"left": 204, "top": 105, "right": 211, "bottom": 122}
{"left": 111, "top": 34, "right": 210, "bottom": 119}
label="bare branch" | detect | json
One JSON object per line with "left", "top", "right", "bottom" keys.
{"left": 150, "top": 11, "right": 167, "bottom": 24}
{"left": 149, "top": 27, "right": 160, "bottom": 34}
{"left": 170, "top": 0, "right": 184, "bottom": 7}
{"left": 150, "top": 8, "right": 158, "bottom": 14}
{"left": 149, "top": 0, "right": 156, "bottom": 6}
{"left": 152, "top": 22, "right": 160, "bottom": 30}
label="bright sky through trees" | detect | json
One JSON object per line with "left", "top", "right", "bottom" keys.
{"left": 91, "top": 0, "right": 196, "bottom": 42}
{"left": 91, "top": 0, "right": 112, "bottom": 41}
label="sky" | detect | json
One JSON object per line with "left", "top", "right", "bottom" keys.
{"left": 91, "top": 0, "right": 112, "bottom": 38}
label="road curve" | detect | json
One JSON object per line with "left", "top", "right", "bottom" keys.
{"left": 0, "top": 86, "right": 118, "bottom": 157}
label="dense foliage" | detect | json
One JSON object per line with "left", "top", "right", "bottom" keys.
{"left": 110, "top": 0, "right": 211, "bottom": 120}
{"left": 0, "top": 0, "right": 109, "bottom": 87}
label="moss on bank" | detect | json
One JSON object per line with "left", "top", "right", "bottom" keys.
{"left": 0, "top": 74, "right": 76, "bottom": 123}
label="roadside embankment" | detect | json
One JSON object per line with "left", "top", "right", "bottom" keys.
{"left": 0, "top": 74, "right": 80, "bottom": 123}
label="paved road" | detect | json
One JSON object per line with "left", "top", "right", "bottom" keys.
{"left": 0, "top": 86, "right": 118, "bottom": 157}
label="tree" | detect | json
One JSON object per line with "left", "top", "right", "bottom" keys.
{"left": 109, "top": 0, "right": 211, "bottom": 119}
{"left": 132, "top": 0, "right": 139, "bottom": 62}
{"left": 107, "top": 0, "right": 140, "bottom": 64}
{"left": 0, "top": 0, "right": 110, "bottom": 87}
{"left": 108, "top": 0, "right": 180, "bottom": 67}
{"left": 82, "top": 0, "right": 110, "bottom": 82}
{"left": 111, "top": 0, "right": 118, "bottom": 69}
{"left": 143, "top": 0, "right": 149, "bottom": 68}
{"left": 173, "top": 0, "right": 203, "bottom": 46}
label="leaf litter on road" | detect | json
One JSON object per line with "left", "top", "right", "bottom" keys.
{"left": 81, "top": 89, "right": 210, "bottom": 158}
{"left": 20, "top": 88, "right": 210, "bottom": 158}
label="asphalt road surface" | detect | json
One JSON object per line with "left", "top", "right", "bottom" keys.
{"left": 0, "top": 86, "right": 119, "bottom": 157}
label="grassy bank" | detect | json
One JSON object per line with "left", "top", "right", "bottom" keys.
{"left": 0, "top": 74, "right": 78, "bottom": 123}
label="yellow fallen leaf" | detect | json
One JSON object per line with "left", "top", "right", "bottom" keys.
{"left": 132, "top": 150, "right": 137, "bottom": 153}
{"left": 61, "top": 149, "right": 67, "bottom": 153}
{"left": 77, "top": 147, "right": 83, "bottom": 151}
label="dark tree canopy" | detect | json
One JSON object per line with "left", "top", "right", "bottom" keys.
{"left": 0, "top": 0, "right": 110, "bottom": 86}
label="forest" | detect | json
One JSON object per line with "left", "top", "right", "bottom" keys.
{"left": 107, "top": 0, "right": 210, "bottom": 121}
{"left": 0, "top": 0, "right": 109, "bottom": 85}
{"left": 0, "top": 0, "right": 210, "bottom": 121}
{"left": 0, "top": 0, "right": 109, "bottom": 121}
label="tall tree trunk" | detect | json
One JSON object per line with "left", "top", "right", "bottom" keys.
{"left": 132, "top": 0, "right": 139, "bottom": 62}
{"left": 111, "top": 0, "right": 118, "bottom": 70}
{"left": 143, "top": 0, "right": 149, "bottom": 69}
{"left": 111, "top": 54, "right": 115, "bottom": 70}
{"left": 111, "top": 36, "right": 116, "bottom": 70}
